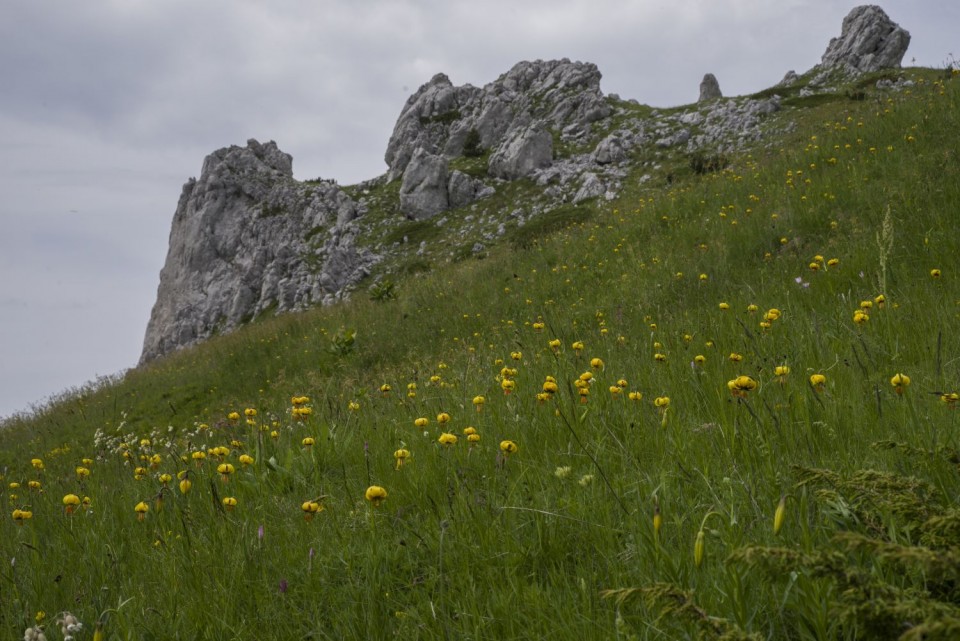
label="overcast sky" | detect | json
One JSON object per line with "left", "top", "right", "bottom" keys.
{"left": 0, "top": 1, "right": 955, "bottom": 420}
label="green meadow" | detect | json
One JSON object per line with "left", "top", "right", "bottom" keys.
{"left": 2, "top": 68, "right": 959, "bottom": 640}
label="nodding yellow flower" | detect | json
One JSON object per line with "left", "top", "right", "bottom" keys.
{"left": 76, "top": 466, "right": 90, "bottom": 480}
{"left": 62, "top": 494, "right": 81, "bottom": 515}
{"left": 930, "top": 268, "right": 942, "bottom": 279}
{"left": 746, "top": 304, "right": 758, "bottom": 313}
{"left": 542, "top": 380, "right": 559, "bottom": 394}
{"left": 158, "top": 473, "right": 173, "bottom": 486}
{"left": 694, "top": 354, "right": 706, "bottom": 366}
{"left": 728, "top": 353, "right": 743, "bottom": 362}
{"left": 809, "top": 374, "right": 827, "bottom": 392}
{"left": 191, "top": 451, "right": 206, "bottom": 465}
{"left": 765, "top": 308, "right": 782, "bottom": 322}
{"left": 12, "top": 509, "right": 33, "bottom": 525}
{"left": 472, "top": 396, "right": 485, "bottom": 411}
{"left": 348, "top": 401, "right": 360, "bottom": 412}
{"left": 463, "top": 426, "right": 477, "bottom": 436}
{"left": 728, "top": 375, "right": 758, "bottom": 398}
{"left": 301, "top": 437, "right": 316, "bottom": 448}
{"left": 571, "top": 340, "right": 585, "bottom": 353}
{"left": 718, "top": 302, "right": 730, "bottom": 311}
{"left": 438, "top": 433, "right": 458, "bottom": 447}
{"left": 548, "top": 338, "right": 562, "bottom": 352}
{"left": 222, "top": 497, "right": 238, "bottom": 511}
{"left": 617, "top": 379, "right": 628, "bottom": 388}
{"left": 270, "top": 430, "right": 279, "bottom": 439}
{"left": 590, "top": 357, "right": 604, "bottom": 370}
{"left": 699, "top": 273, "right": 708, "bottom": 282}
{"left": 134, "top": 501, "right": 149, "bottom": 521}
{"left": 654, "top": 396, "right": 670, "bottom": 409}
{"left": 379, "top": 383, "right": 392, "bottom": 395}
{"left": 365, "top": 485, "right": 387, "bottom": 507}
{"left": 813, "top": 255, "right": 824, "bottom": 264}
{"left": 827, "top": 258, "right": 840, "bottom": 267}
{"left": 852, "top": 310, "right": 869, "bottom": 325}
{"left": 394, "top": 449, "right": 410, "bottom": 470}
{"left": 301, "top": 500, "right": 323, "bottom": 521}
{"left": 809, "top": 262, "right": 820, "bottom": 271}
{"left": 775, "top": 365, "right": 790, "bottom": 384}
{"left": 500, "top": 440, "right": 518, "bottom": 455}
{"left": 875, "top": 294, "right": 886, "bottom": 308}
{"left": 413, "top": 417, "right": 429, "bottom": 430}
{"left": 532, "top": 321, "right": 545, "bottom": 332}
{"left": 217, "top": 463, "right": 235, "bottom": 481}
{"left": 510, "top": 351, "right": 522, "bottom": 361}
{"left": 774, "top": 495, "right": 787, "bottom": 535}
{"left": 179, "top": 478, "right": 192, "bottom": 495}
{"left": 890, "top": 373, "right": 911, "bottom": 395}
{"left": 653, "top": 504, "right": 662, "bottom": 538}
{"left": 654, "top": 353, "right": 667, "bottom": 362}
{"left": 467, "top": 433, "right": 481, "bottom": 444}
{"left": 609, "top": 386, "right": 623, "bottom": 397}
{"left": 134, "top": 467, "right": 148, "bottom": 481}
{"left": 239, "top": 454, "right": 255, "bottom": 467}
{"left": 578, "top": 387, "right": 590, "bottom": 404}
{"left": 941, "top": 392, "right": 960, "bottom": 407}
{"left": 227, "top": 412, "right": 241, "bottom": 422}
{"left": 244, "top": 408, "right": 257, "bottom": 418}
{"left": 27, "top": 480, "right": 41, "bottom": 490}
{"left": 694, "top": 530, "right": 705, "bottom": 567}
{"left": 501, "top": 379, "right": 516, "bottom": 394}
{"left": 437, "top": 412, "right": 451, "bottom": 424}
{"left": 31, "top": 458, "right": 44, "bottom": 470}
{"left": 628, "top": 391, "right": 643, "bottom": 401}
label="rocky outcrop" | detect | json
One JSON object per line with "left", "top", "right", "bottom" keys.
{"left": 488, "top": 123, "right": 553, "bottom": 179}
{"left": 699, "top": 74, "right": 722, "bottom": 102}
{"left": 820, "top": 5, "right": 910, "bottom": 73}
{"left": 399, "top": 148, "right": 449, "bottom": 219}
{"left": 385, "top": 59, "right": 609, "bottom": 182}
{"left": 143, "top": 7, "right": 920, "bottom": 365}
{"left": 140, "top": 139, "right": 379, "bottom": 363}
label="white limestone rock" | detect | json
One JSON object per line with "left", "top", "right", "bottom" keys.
{"left": 140, "top": 139, "right": 380, "bottom": 363}
{"left": 820, "top": 5, "right": 910, "bottom": 74}
{"left": 399, "top": 148, "right": 450, "bottom": 220}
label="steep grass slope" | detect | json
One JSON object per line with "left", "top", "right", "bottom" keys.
{"left": 2, "top": 68, "right": 959, "bottom": 640}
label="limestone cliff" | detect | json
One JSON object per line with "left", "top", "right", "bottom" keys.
{"left": 140, "top": 139, "right": 378, "bottom": 363}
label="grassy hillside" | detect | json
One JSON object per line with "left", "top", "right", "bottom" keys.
{"left": 2, "top": 68, "right": 959, "bottom": 640}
